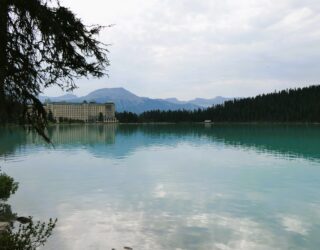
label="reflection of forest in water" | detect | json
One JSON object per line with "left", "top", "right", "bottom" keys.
{"left": 134, "top": 124, "right": 320, "bottom": 161}
{"left": 1, "top": 124, "right": 320, "bottom": 162}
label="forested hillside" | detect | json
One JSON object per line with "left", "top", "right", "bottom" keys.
{"left": 116, "top": 85, "right": 320, "bottom": 123}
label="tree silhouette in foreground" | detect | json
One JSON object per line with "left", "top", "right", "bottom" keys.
{"left": 0, "top": 0, "right": 109, "bottom": 140}
{"left": 0, "top": 0, "right": 108, "bottom": 247}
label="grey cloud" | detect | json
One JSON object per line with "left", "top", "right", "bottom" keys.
{"left": 45, "top": 0, "right": 320, "bottom": 99}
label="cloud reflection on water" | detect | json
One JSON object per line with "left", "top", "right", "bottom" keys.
{"left": 50, "top": 202, "right": 291, "bottom": 250}
{"left": 1, "top": 124, "right": 320, "bottom": 249}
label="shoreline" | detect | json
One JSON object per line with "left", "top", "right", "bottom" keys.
{"left": 1, "top": 121, "right": 320, "bottom": 127}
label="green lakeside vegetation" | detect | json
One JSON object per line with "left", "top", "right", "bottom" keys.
{"left": 0, "top": 171, "right": 57, "bottom": 250}
{"left": 116, "top": 85, "right": 320, "bottom": 123}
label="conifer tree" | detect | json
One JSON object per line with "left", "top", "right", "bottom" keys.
{"left": 0, "top": 0, "right": 109, "bottom": 140}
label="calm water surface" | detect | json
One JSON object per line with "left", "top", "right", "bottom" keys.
{"left": 0, "top": 124, "right": 320, "bottom": 250}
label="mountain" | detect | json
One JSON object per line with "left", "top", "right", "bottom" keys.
{"left": 40, "top": 94, "right": 78, "bottom": 103}
{"left": 188, "top": 96, "right": 232, "bottom": 107}
{"left": 164, "top": 98, "right": 186, "bottom": 105}
{"left": 41, "top": 88, "right": 200, "bottom": 113}
{"left": 165, "top": 96, "right": 232, "bottom": 107}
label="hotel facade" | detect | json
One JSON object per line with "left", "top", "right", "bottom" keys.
{"left": 45, "top": 102, "right": 117, "bottom": 122}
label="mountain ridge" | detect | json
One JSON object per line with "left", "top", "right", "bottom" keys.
{"left": 40, "top": 88, "right": 232, "bottom": 113}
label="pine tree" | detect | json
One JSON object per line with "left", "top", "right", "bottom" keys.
{"left": 0, "top": 0, "right": 109, "bottom": 140}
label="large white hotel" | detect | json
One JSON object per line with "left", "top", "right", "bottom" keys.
{"left": 45, "top": 102, "right": 117, "bottom": 122}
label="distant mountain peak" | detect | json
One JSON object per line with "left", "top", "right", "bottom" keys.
{"left": 61, "top": 93, "right": 78, "bottom": 98}
{"left": 91, "top": 87, "right": 127, "bottom": 92}
{"left": 40, "top": 87, "right": 232, "bottom": 113}
{"left": 40, "top": 93, "right": 78, "bottom": 102}
{"left": 166, "top": 97, "right": 179, "bottom": 102}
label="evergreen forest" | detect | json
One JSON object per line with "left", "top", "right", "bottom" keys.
{"left": 116, "top": 85, "right": 320, "bottom": 123}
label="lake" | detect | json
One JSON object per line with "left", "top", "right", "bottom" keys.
{"left": 1, "top": 124, "right": 320, "bottom": 250}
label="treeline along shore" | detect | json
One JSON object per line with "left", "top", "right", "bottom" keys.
{"left": 116, "top": 85, "right": 320, "bottom": 123}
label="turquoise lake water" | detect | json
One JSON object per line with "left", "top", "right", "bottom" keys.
{"left": 0, "top": 124, "right": 320, "bottom": 250}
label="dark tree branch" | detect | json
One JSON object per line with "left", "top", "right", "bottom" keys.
{"left": 0, "top": 0, "right": 110, "bottom": 140}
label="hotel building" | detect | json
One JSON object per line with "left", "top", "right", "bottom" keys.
{"left": 45, "top": 102, "right": 117, "bottom": 122}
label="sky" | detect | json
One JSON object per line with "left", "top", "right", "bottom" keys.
{"left": 44, "top": 0, "right": 320, "bottom": 100}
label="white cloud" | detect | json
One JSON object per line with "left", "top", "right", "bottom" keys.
{"left": 45, "top": 0, "right": 320, "bottom": 99}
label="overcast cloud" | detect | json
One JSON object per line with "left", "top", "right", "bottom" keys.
{"left": 44, "top": 0, "right": 320, "bottom": 100}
